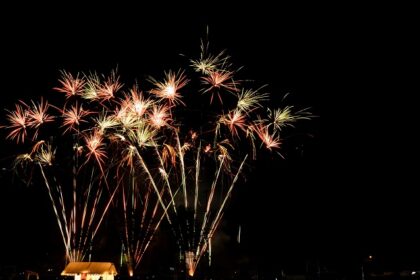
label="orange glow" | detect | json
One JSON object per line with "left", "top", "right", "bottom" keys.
{"left": 150, "top": 70, "right": 188, "bottom": 106}
{"left": 185, "top": 251, "right": 196, "bottom": 277}
{"left": 53, "top": 71, "right": 85, "bottom": 98}
{"left": 4, "top": 103, "right": 28, "bottom": 143}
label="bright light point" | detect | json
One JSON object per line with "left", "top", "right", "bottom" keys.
{"left": 204, "top": 144, "right": 211, "bottom": 153}
{"left": 165, "top": 85, "right": 175, "bottom": 96}
{"left": 134, "top": 103, "right": 144, "bottom": 113}
{"left": 159, "top": 168, "right": 167, "bottom": 176}
{"left": 412, "top": 271, "right": 417, "bottom": 275}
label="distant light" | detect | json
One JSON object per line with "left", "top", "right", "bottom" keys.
{"left": 412, "top": 271, "right": 417, "bottom": 275}
{"left": 368, "top": 255, "right": 373, "bottom": 260}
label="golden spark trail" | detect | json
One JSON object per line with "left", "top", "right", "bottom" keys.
{"left": 134, "top": 147, "right": 173, "bottom": 225}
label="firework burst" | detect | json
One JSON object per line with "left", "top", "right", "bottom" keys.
{"left": 2, "top": 34, "right": 311, "bottom": 276}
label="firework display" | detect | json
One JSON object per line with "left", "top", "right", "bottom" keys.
{"left": 2, "top": 36, "right": 310, "bottom": 276}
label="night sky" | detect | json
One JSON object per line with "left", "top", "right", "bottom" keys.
{"left": 0, "top": 2, "right": 414, "bottom": 278}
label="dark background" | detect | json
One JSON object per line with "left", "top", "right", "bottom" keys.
{"left": 0, "top": 1, "right": 414, "bottom": 278}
